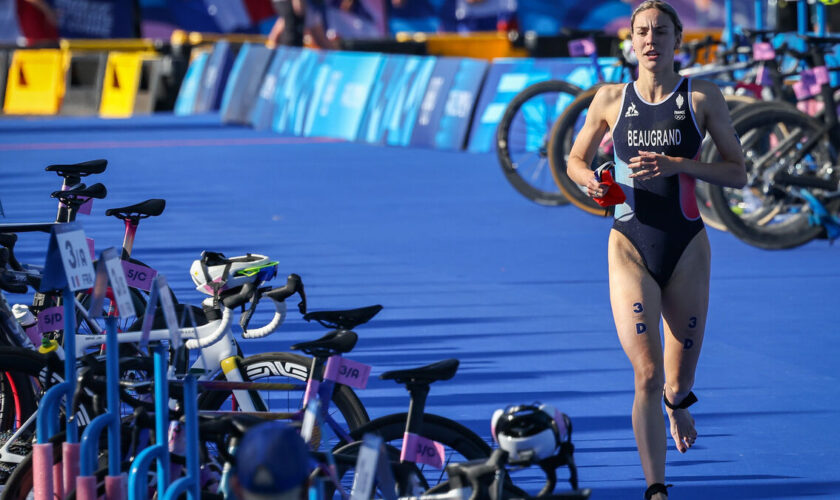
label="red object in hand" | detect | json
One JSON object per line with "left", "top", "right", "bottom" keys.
{"left": 594, "top": 169, "right": 626, "bottom": 207}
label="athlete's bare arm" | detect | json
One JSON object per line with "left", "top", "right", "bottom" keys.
{"left": 567, "top": 84, "right": 624, "bottom": 197}
{"left": 628, "top": 79, "right": 746, "bottom": 188}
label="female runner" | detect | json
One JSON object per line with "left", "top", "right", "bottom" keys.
{"left": 566, "top": 2, "right": 746, "bottom": 498}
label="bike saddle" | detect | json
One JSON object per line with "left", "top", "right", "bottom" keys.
{"left": 380, "top": 358, "right": 459, "bottom": 385}
{"left": 51, "top": 182, "right": 108, "bottom": 201}
{"left": 303, "top": 304, "right": 383, "bottom": 330}
{"left": 45, "top": 159, "right": 107, "bottom": 178}
{"left": 290, "top": 329, "right": 358, "bottom": 357}
{"left": 105, "top": 199, "right": 166, "bottom": 220}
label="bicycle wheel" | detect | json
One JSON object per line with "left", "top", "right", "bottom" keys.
{"left": 695, "top": 94, "right": 761, "bottom": 232}
{"left": 547, "top": 85, "right": 615, "bottom": 217}
{"left": 707, "top": 102, "right": 840, "bottom": 249}
{"left": 332, "top": 412, "right": 492, "bottom": 497}
{"left": 496, "top": 80, "right": 581, "bottom": 206}
{"left": 198, "top": 352, "right": 369, "bottom": 450}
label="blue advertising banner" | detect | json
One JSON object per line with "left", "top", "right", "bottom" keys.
{"left": 467, "top": 58, "right": 624, "bottom": 153}
{"left": 174, "top": 51, "right": 210, "bottom": 116}
{"left": 55, "top": 0, "right": 136, "bottom": 38}
{"left": 221, "top": 44, "right": 274, "bottom": 124}
{"left": 249, "top": 47, "right": 295, "bottom": 130}
{"left": 271, "top": 48, "right": 327, "bottom": 136}
{"left": 357, "top": 54, "right": 436, "bottom": 147}
{"left": 410, "top": 57, "right": 488, "bottom": 151}
{"left": 303, "top": 52, "right": 384, "bottom": 141}
{"left": 193, "top": 41, "right": 237, "bottom": 113}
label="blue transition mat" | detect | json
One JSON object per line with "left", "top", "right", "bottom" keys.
{"left": 0, "top": 114, "right": 838, "bottom": 498}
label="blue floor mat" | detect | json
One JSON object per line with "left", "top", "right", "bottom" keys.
{"left": 1, "top": 113, "right": 838, "bottom": 498}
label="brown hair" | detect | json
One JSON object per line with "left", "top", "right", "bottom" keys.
{"left": 631, "top": 0, "right": 683, "bottom": 37}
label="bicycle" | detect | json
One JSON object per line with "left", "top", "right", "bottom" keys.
{"left": 327, "top": 358, "right": 498, "bottom": 498}
{"left": 702, "top": 35, "right": 840, "bottom": 248}
{"left": 495, "top": 32, "right": 634, "bottom": 207}
{"left": 0, "top": 251, "right": 369, "bottom": 492}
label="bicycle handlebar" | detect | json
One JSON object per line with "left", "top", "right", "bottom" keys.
{"left": 184, "top": 305, "right": 233, "bottom": 350}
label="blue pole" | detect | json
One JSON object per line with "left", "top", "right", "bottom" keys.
{"left": 816, "top": 2, "right": 826, "bottom": 36}
{"left": 725, "top": 0, "right": 734, "bottom": 47}
{"left": 755, "top": 0, "right": 764, "bottom": 30}
{"left": 63, "top": 287, "right": 77, "bottom": 443}
{"left": 798, "top": 0, "right": 808, "bottom": 35}
{"left": 106, "top": 317, "right": 121, "bottom": 475}
{"left": 154, "top": 343, "right": 170, "bottom": 500}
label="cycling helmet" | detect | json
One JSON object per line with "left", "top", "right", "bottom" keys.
{"left": 491, "top": 403, "right": 570, "bottom": 462}
{"left": 190, "top": 251, "right": 278, "bottom": 296}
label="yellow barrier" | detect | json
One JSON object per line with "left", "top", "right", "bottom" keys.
{"left": 99, "top": 51, "right": 156, "bottom": 118}
{"left": 3, "top": 49, "right": 66, "bottom": 115}
{"left": 397, "top": 31, "right": 527, "bottom": 60}
{"left": 60, "top": 38, "right": 159, "bottom": 52}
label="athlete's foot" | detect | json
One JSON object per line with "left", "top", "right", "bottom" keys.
{"left": 665, "top": 405, "right": 696, "bottom": 453}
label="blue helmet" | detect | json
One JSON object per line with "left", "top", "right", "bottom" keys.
{"left": 236, "top": 421, "right": 312, "bottom": 495}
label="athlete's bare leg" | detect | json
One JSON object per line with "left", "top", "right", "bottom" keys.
{"left": 608, "top": 230, "right": 667, "bottom": 499}
{"left": 662, "top": 230, "right": 711, "bottom": 453}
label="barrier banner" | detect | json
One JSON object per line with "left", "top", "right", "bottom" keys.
{"left": 220, "top": 44, "right": 274, "bottom": 124}
{"left": 249, "top": 47, "right": 292, "bottom": 130}
{"left": 467, "top": 57, "right": 622, "bottom": 153}
{"left": 357, "top": 54, "right": 436, "bottom": 146}
{"left": 271, "top": 48, "right": 326, "bottom": 135}
{"left": 174, "top": 51, "right": 209, "bottom": 115}
{"left": 193, "top": 41, "right": 237, "bottom": 113}
{"left": 302, "top": 51, "right": 383, "bottom": 141}
{"left": 410, "top": 57, "right": 488, "bottom": 150}
{"left": 54, "top": 0, "right": 136, "bottom": 38}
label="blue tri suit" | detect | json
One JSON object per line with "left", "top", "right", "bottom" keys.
{"left": 611, "top": 77, "right": 704, "bottom": 288}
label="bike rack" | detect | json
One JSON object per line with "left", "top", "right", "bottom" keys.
{"left": 724, "top": 0, "right": 830, "bottom": 47}
{"left": 127, "top": 274, "right": 200, "bottom": 500}
{"left": 75, "top": 247, "right": 138, "bottom": 500}
{"left": 33, "top": 222, "right": 94, "bottom": 500}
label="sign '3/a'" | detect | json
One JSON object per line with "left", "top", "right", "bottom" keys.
{"left": 55, "top": 226, "right": 95, "bottom": 291}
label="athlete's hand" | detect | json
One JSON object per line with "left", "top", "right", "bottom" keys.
{"left": 628, "top": 151, "right": 678, "bottom": 180}
{"left": 586, "top": 175, "right": 609, "bottom": 199}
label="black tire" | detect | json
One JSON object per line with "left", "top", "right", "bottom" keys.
{"left": 707, "top": 102, "right": 840, "bottom": 249}
{"left": 496, "top": 80, "right": 582, "bottom": 206}
{"left": 695, "top": 94, "right": 761, "bottom": 232}
{"left": 547, "top": 85, "right": 615, "bottom": 217}
{"left": 330, "top": 412, "right": 492, "bottom": 497}
{"left": 198, "top": 352, "right": 369, "bottom": 450}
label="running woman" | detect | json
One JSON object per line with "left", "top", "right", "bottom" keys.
{"left": 566, "top": 2, "right": 746, "bottom": 499}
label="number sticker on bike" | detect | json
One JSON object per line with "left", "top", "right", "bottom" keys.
{"left": 323, "top": 356, "right": 371, "bottom": 389}
{"left": 401, "top": 432, "right": 445, "bottom": 468}
{"left": 37, "top": 305, "right": 65, "bottom": 333}
{"left": 121, "top": 260, "right": 157, "bottom": 292}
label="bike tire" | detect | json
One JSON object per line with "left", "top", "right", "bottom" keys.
{"left": 331, "top": 412, "right": 492, "bottom": 497}
{"left": 547, "top": 85, "right": 615, "bottom": 217}
{"left": 496, "top": 80, "right": 582, "bottom": 206}
{"left": 198, "top": 352, "right": 369, "bottom": 449}
{"left": 707, "top": 102, "right": 840, "bottom": 249}
{"left": 695, "top": 94, "right": 761, "bottom": 232}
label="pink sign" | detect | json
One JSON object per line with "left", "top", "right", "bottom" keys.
{"left": 813, "top": 66, "right": 830, "bottom": 85}
{"left": 401, "top": 432, "right": 445, "bottom": 468}
{"left": 87, "top": 238, "right": 95, "bottom": 260}
{"left": 568, "top": 38, "right": 595, "bottom": 57}
{"left": 37, "top": 306, "right": 65, "bottom": 333}
{"left": 323, "top": 356, "right": 371, "bottom": 389}
{"left": 752, "top": 42, "right": 775, "bottom": 61}
{"left": 77, "top": 197, "right": 93, "bottom": 215}
{"left": 121, "top": 261, "right": 157, "bottom": 292}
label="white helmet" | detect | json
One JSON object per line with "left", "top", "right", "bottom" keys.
{"left": 190, "top": 251, "right": 277, "bottom": 296}
{"left": 491, "top": 403, "right": 570, "bottom": 463}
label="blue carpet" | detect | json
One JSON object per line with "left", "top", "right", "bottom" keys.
{"left": 1, "top": 113, "right": 838, "bottom": 498}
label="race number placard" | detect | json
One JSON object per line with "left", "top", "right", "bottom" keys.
{"left": 41, "top": 222, "right": 95, "bottom": 292}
